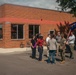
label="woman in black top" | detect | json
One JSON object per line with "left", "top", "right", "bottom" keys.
{"left": 30, "top": 36, "right": 36, "bottom": 58}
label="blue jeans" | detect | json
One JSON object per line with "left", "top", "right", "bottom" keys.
{"left": 38, "top": 46, "right": 43, "bottom": 61}
{"left": 31, "top": 47, "right": 36, "bottom": 58}
{"left": 47, "top": 50, "right": 56, "bottom": 63}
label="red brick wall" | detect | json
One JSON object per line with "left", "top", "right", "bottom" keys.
{"left": 0, "top": 40, "right": 4, "bottom": 48}
{"left": 3, "top": 4, "right": 76, "bottom": 22}
{"left": 0, "top": 6, "right": 2, "bottom": 17}
{"left": 0, "top": 23, "right": 5, "bottom": 48}
{"left": 0, "top": 5, "right": 5, "bottom": 18}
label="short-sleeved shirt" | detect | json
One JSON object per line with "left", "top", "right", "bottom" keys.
{"left": 60, "top": 38, "right": 66, "bottom": 50}
{"left": 31, "top": 39, "right": 36, "bottom": 47}
{"left": 68, "top": 35, "right": 75, "bottom": 44}
{"left": 46, "top": 37, "right": 50, "bottom": 43}
{"left": 48, "top": 38, "right": 57, "bottom": 50}
{"left": 56, "top": 35, "right": 61, "bottom": 43}
{"left": 37, "top": 39, "right": 44, "bottom": 47}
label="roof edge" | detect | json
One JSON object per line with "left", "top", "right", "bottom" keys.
{"left": 0, "top": 3, "right": 71, "bottom": 14}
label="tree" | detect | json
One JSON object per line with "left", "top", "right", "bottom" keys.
{"left": 56, "top": 0, "right": 76, "bottom": 16}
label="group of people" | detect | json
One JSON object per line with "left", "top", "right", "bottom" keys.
{"left": 30, "top": 31, "right": 75, "bottom": 64}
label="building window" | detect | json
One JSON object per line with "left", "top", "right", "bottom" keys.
{"left": 50, "top": 30, "right": 55, "bottom": 35}
{"left": 29, "top": 25, "right": 40, "bottom": 38}
{"left": 11, "top": 24, "right": 24, "bottom": 39}
{"left": 0, "top": 24, "right": 3, "bottom": 39}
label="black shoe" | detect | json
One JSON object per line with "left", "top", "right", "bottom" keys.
{"left": 51, "top": 61, "right": 56, "bottom": 64}
{"left": 30, "top": 56, "right": 36, "bottom": 59}
{"left": 47, "top": 61, "right": 50, "bottom": 63}
{"left": 70, "top": 57, "right": 74, "bottom": 59}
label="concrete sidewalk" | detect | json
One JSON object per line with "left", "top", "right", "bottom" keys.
{"left": 0, "top": 47, "right": 31, "bottom": 53}
{"left": 0, "top": 46, "right": 47, "bottom": 54}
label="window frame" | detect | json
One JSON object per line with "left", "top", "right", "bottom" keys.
{"left": 29, "top": 24, "right": 40, "bottom": 38}
{"left": 11, "top": 24, "right": 24, "bottom": 40}
{"left": 0, "top": 24, "right": 3, "bottom": 40}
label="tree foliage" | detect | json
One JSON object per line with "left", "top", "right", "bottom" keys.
{"left": 56, "top": 0, "right": 76, "bottom": 16}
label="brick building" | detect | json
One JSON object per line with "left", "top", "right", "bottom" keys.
{"left": 0, "top": 4, "right": 76, "bottom": 48}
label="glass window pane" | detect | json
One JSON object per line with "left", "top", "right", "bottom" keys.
{"left": 50, "top": 31, "right": 54, "bottom": 34}
{"left": 18, "top": 25, "right": 23, "bottom": 39}
{"left": 11, "top": 24, "right": 24, "bottom": 39}
{"left": 0, "top": 25, "right": 3, "bottom": 39}
{"left": 35, "top": 25, "right": 39, "bottom": 35}
{"left": 29, "top": 25, "right": 39, "bottom": 38}
{"left": 11, "top": 25, "right": 17, "bottom": 39}
{"left": 29, "top": 25, "right": 33, "bottom": 38}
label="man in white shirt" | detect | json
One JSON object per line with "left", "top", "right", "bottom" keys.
{"left": 46, "top": 34, "right": 50, "bottom": 57}
{"left": 68, "top": 32, "right": 75, "bottom": 59}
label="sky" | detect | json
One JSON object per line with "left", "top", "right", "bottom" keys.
{"left": 0, "top": 0, "right": 60, "bottom": 10}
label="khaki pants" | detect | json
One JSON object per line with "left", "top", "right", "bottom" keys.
{"left": 69, "top": 44, "right": 74, "bottom": 58}
{"left": 60, "top": 49, "right": 65, "bottom": 61}
{"left": 47, "top": 46, "right": 49, "bottom": 57}
{"left": 56, "top": 43, "right": 60, "bottom": 56}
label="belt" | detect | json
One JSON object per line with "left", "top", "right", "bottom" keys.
{"left": 57, "top": 42, "right": 60, "bottom": 43}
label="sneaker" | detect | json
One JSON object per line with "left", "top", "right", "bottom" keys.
{"left": 60, "top": 61, "right": 65, "bottom": 64}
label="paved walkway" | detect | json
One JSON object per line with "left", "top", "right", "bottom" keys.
{"left": 0, "top": 47, "right": 30, "bottom": 53}
{"left": 0, "top": 46, "right": 47, "bottom": 54}
{"left": 0, "top": 48, "right": 76, "bottom": 75}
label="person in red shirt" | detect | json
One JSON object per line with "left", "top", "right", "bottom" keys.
{"left": 37, "top": 35, "right": 44, "bottom": 61}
